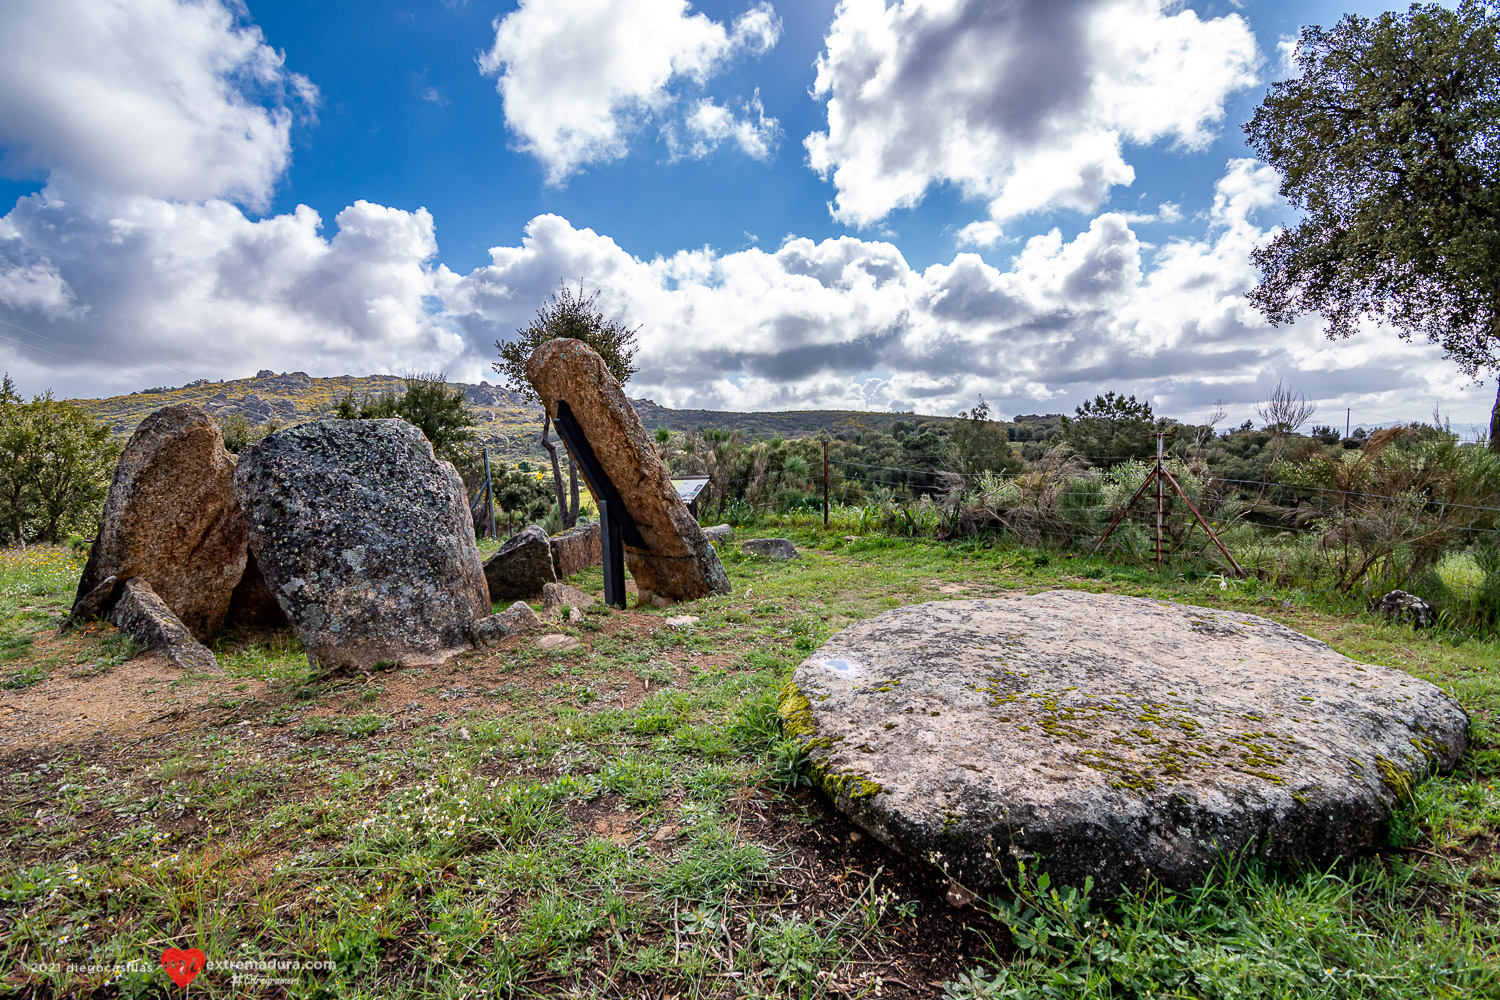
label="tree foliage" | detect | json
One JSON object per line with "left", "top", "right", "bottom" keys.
{"left": 950, "top": 395, "right": 1022, "bottom": 477}
{"left": 493, "top": 283, "right": 640, "bottom": 400}
{"left": 489, "top": 461, "right": 554, "bottom": 528}
{"left": 1244, "top": 1, "right": 1500, "bottom": 448}
{"left": 1059, "top": 392, "right": 1160, "bottom": 468}
{"left": 492, "top": 283, "right": 641, "bottom": 529}
{"left": 333, "top": 373, "right": 477, "bottom": 467}
{"left": 0, "top": 376, "right": 121, "bottom": 544}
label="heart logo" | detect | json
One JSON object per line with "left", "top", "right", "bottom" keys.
{"left": 160, "top": 947, "right": 206, "bottom": 988}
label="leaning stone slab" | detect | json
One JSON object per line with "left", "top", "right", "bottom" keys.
{"left": 109, "top": 578, "right": 219, "bottom": 672}
{"left": 551, "top": 522, "right": 602, "bottom": 579}
{"left": 236, "top": 419, "right": 490, "bottom": 672}
{"left": 526, "top": 339, "right": 730, "bottom": 604}
{"left": 72, "top": 404, "right": 246, "bottom": 641}
{"left": 483, "top": 526, "right": 558, "bottom": 602}
{"left": 742, "top": 538, "right": 798, "bottom": 560}
{"left": 780, "top": 591, "right": 1468, "bottom": 896}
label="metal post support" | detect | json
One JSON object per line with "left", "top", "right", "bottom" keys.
{"left": 823, "top": 440, "right": 830, "bottom": 528}
{"left": 481, "top": 446, "right": 496, "bottom": 540}
{"left": 1154, "top": 433, "right": 1166, "bottom": 566}
{"left": 599, "top": 499, "right": 627, "bottom": 609}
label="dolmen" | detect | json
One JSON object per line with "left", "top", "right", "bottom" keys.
{"left": 70, "top": 404, "right": 494, "bottom": 672}
{"left": 527, "top": 338, "right": 730, "bottom": 604}
{"left": 780, "top": 591, "right": 1468, "bottom": 896}
{"left": 235, "top": 419, "right": 490, "bottom": 671}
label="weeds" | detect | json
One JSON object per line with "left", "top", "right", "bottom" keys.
{"left": 0, "top": 523, "right": 1496, "bottom": 997}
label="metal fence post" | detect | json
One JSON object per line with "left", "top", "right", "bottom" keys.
{"left": 823, "top": 439, "right": 830, "bottom": 528}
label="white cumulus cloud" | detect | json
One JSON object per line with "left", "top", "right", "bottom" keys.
{"left": 479, "top": 0, "right": 782, "bottom": 182}
{"left": 0, "top": 0, "right": 316, "bottom": 211}
{"left": 435, "top": 159, "right": 1475, "bottom": 425}
{"left": 665, "top": 91, "right": 780, "bottom": 161}
{"left": 805, "top": 0, "right": 1260, "bottom": 227}
{"left": 0, "top": 181, "right": 464, "bottom": 396}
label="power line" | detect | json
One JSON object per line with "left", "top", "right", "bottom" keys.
{"left": 0, "top": 314, "right": 201, "bottom": 383}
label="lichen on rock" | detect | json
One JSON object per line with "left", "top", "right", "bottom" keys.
{"left": 235, "top": 418, "right": 489, "bottom": 672}
{"left": 788, "top": 591, "right": 1469, "bottom": 896}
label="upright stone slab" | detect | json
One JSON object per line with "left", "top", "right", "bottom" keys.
{"left": 235, "top": 419, "right": 490, "bottom": 671}
{"left": 483, "top": 525, "right": 557, "bottom": 602}
{"left": 526, "top": 339, "right": 730, "bottom": 604}
{"left": 72, "top": 404, "right": 246, "bottom": 641}
{"left": 551, "top": 522, "right": 602, "bottom": 579}
{"left": 781, "top": 591, "right": 1468, "bottom": 896}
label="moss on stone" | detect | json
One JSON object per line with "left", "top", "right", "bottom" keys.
{"left": 778, "top": 681, "right": 817, "bottom": 740}
{"left": 1374, "top": 753, "right": 1415, "bottom": 803}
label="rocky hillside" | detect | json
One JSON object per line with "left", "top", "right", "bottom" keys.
{"left": 72, "top": 370, "right": 948, "bottom": 464}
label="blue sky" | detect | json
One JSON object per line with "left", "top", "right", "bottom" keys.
{"left": 0, "top": 0, "right": 1488, "bottom": 433}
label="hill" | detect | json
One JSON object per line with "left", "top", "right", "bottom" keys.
{"left": 69, "top": 371, "right": 954, "bottom": 465}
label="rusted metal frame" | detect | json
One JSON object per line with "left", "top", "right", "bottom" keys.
{"left": 1159, "top": 466, "right": 1246, "bottom": 578}
{"left": 1090, "top": 470, "right": 1160, "bottom": 557}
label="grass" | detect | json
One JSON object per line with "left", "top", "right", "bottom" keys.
{"left": 0, "top": 529, "right": 1497, "bottom": 997}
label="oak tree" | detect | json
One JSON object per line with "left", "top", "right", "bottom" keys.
{"left": 1245, "top": 1, "right": 1500, "bottom": 450}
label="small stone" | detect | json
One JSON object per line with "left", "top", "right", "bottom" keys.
{"left": 1373, "top": 590, "right": 1435, "bottom": 628}
{"left": 468, "top": 601, "right": 542, "bottom": 647}
{"left": 536, "top": 634, "right": 581, "bottom": 652}
{"left": 652, "top": 823, "right": 679, "bottom": 842}
{"left": 702, "top": 524, "right": 734, "bottom": 545}
{"left": 664, "top": 615, "right": 699, "bottom": 628}
{"left": 742, "top": 538, "right": 799, "bottom": 560}
{"left": 568, "top": 607, "right": 583, "bottom": 624}
{"left": 542, "top": 582, "right": 596, "bottom": 610}
{"left": 498, "top": 600, "right": 542, "bottom": 632}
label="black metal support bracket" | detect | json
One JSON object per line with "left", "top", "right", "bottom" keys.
{"left": 552, "top": 400, "right": 644, "bottom": 608}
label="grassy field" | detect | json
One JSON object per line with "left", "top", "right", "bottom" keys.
{"left": 0, "top": 528, "right": 1497, "bottom": 998}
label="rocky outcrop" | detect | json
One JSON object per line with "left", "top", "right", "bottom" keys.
{"left": 742, "top": 538, "right": 798, "bottom": 560}
{"left": 71, "top": 404, "right": 246, "bottom": 641}
{"left": 551, "top": 522, "right": 602, "bottom": 579}
{"left": 482, "top": 526, "right": 557, "bottom": 602}
{"left": 702, "top": 524, "right": 734, "bottom": 546}
{"left": 781, "top": 591, "right": 1468, "bottom": 896}
{"left": 109, "top": 578, "right": 219, "bottom": 672}
{"left": 526, "top": 339, "right": 730, "bottom": 604}
{"left": 235, "top": 419, "right": 489, "bottom": 672}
